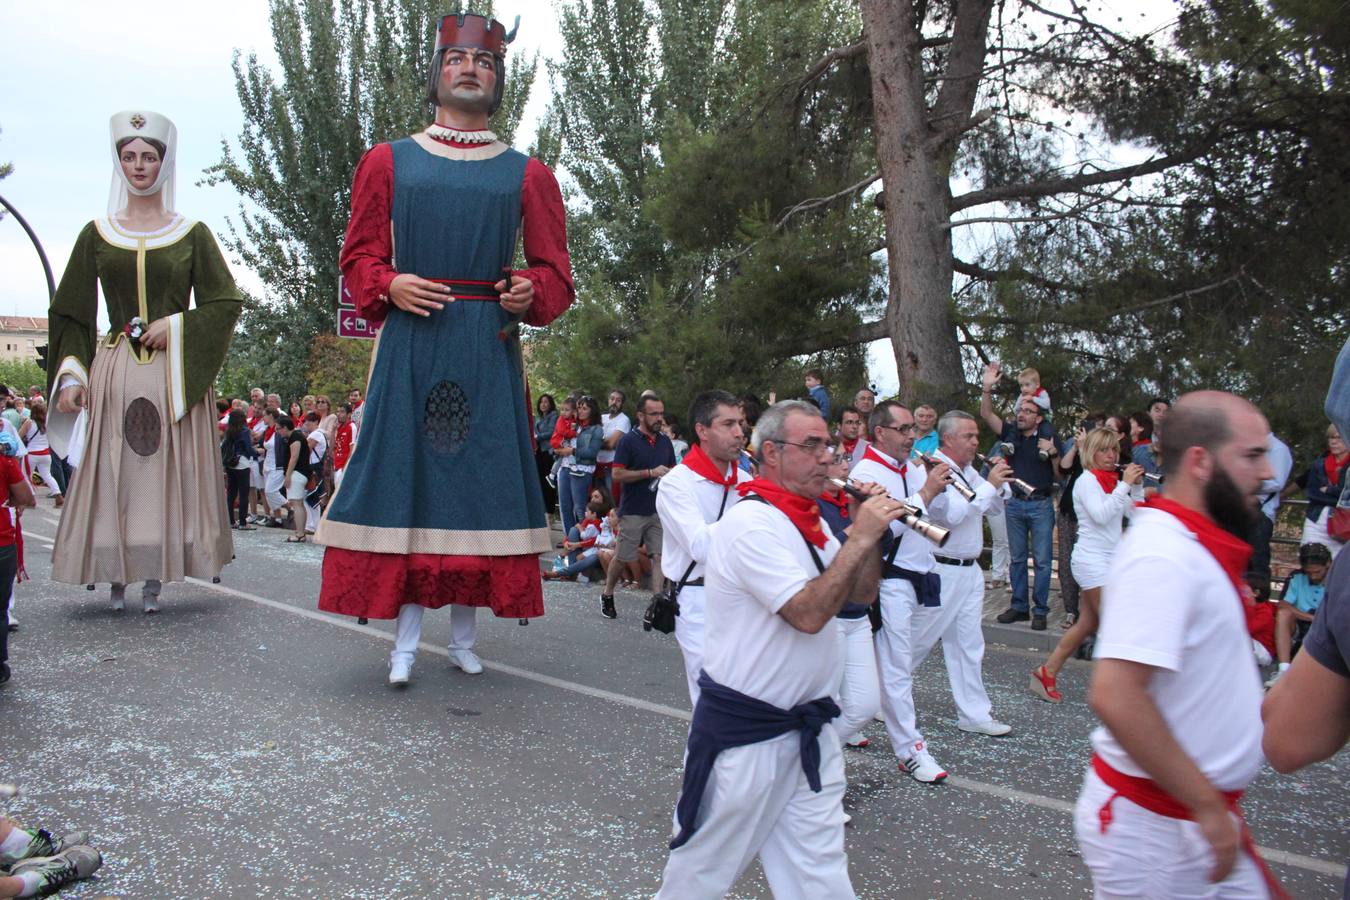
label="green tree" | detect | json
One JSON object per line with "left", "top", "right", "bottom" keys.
{"left": 209, "top": 0, "right": 535, "bottom": 399}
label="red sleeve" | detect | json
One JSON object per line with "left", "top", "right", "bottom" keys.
{"left": 339, "top": 144, "right": 398, "bottom": 324}
{"left": 516, "top": 158, "right": 575, "bottom": 328}
{"left": 3, "top": 456, "right": 22, "bottom": 487}
{"left": 549, "top": 415, "right": 572, "bottom": 450}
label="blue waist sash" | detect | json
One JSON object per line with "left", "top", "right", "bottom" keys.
{"left": 671, "top": 671, "right": 840, "bottom": 850}
{"left": 883, "top": 565, "right": 942, "bottom": 607}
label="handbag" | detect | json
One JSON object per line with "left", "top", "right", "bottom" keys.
{"left": 1324, "top": 477, "right": 1350, "bottom": 542}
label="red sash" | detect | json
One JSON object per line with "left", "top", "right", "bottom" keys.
{"left": 1091, "top": 754, "right": 1287, "bottom": 899}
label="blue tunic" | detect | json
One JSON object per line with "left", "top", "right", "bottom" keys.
{"left": 322, "top": 139, "right": 547, "bottom": 556}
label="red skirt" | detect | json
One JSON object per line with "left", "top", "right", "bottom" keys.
{"left": 318, "top": 548, "right": 544, "bottom": 619}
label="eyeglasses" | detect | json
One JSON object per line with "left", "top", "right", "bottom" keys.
{"left": 877, "top": 423, "right": 916, "bottom": 436}
{"left": 775, "top": 439, "right": 835, "bottom": 457}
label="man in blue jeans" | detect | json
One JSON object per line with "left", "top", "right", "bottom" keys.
{"left": 980, "top": 362, "right": 1064, "bottom": 630}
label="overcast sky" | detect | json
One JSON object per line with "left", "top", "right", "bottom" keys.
{"left": 0, "top": 1, "right": 1173, "bottom": 396}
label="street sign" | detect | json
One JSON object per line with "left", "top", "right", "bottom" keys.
{"left": 336, "top": 275, "right": 380, "bottom": 340}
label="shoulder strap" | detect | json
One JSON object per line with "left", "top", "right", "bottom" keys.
{"left": 675, "top": 482, "right": 738, "bottom": 594}
{"left": 744, "top": 494, "right": 825, "bottom": 574}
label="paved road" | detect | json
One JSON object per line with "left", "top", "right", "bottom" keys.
{"left": 3, "top": 506, "right": 1346, "bottom": 898}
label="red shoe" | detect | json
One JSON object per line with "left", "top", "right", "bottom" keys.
{"left": 1030, "top": 665, "right": 1063, "bottom": 703}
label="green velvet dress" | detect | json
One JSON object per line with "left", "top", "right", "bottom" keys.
{"left": 47, "top": 215, "right": 242, "bottom": 585}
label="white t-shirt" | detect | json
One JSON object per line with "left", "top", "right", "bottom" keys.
{"left": 1090, "top": 507, "right": 1265, "bottom": 791}
{"left": 656, "top": 456, "right": 752, "bottom": 582}
{"left": 1071, "top": 473, "right": 1141, "bottom": 567}
{"left": 307, "top": 429, "right": 328, "bottom": 466}
{"left": 262, "top": 432, "right": 277, "bottom": 473}
{"left": 597, "top": 411, "right": 631, "bottom": 465}
{"left": 850, "top": 447, "right": 933, "bottom": 573}
{"left": 703, "top": 498, "right": 842, "bottom": 710}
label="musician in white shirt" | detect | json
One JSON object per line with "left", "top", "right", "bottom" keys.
{"left": 918, "top": 411, "right": 1015, "bottom": 739}
{"left": 850, "top": 400, "right": 955, "bottom": 783}
{"left": 655, "top": 390, "right": 752, "bottom": 707}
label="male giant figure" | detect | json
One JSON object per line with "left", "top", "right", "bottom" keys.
{"left": 317, "top": 12, "right": 574, "bottom": 685}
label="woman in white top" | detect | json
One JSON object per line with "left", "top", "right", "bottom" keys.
{"left": 18, "top": 402, "right": 62, "bottom": 507}
{"left": 1031, "top": 427, "right": 1143, "bottom": 702}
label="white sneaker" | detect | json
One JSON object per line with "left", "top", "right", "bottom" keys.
{"left": 958, "top": 719, "right": 1012, "bottom": 737}
{"left": 845, "top": 735, "right": 870, "bottom": 748}
{"left": 900, "top": 744, "right": 948, "bottom": 783}
{"left": 448, "top": 649, "right": 483, "bottom": 675}
{"left": 388, "top": 657, "right": 412, "bottom": 686}
{"left": 1264, "top": 666, "right": 1287, "bottom": 689}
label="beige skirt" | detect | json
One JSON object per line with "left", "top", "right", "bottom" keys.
{"left": 51, "top": 338, "right": 234, "bottom": 585}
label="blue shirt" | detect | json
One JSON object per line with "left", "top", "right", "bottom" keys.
{"left": 998, "top": 422, "right": 1063, "bottom": 494}
{"left": 808, "top": 384, "right": 831, "bottom": 421}
{"left": 912, "top": 431, "right": 939, "bottom": 458}
{"left": 1282, "top": 571, "right": 1326, "bottom": 615}
{"left": 613, "top": 428, "right": 676, "bottom": 517}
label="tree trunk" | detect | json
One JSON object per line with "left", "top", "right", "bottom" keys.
{"left": 860, "top": 0, "right": 989, "bottom": 410}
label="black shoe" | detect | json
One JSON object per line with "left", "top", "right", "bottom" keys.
{"left": 601, "top": 595, "right": 617, "bottom": 619}
{"left": 0, "top": 661, "right": 9, "bottom": 685}
{"left": 996, "top": 607, "right": 1029, "bottom": 624}
{"left": 1031, "top": 614, "right": 1047, "bottom": 631}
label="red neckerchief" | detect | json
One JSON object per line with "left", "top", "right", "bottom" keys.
{"left": 264, "top": 425, "right": 276, "bottom": 442}
{"left": 682, "top": 443, "right": 738, "bottom": 486}
{"left": 818, "top": 489, "right": 850, "bottom": 519}
{"left": 861, "top": 445, "right": 907, "bottom": 476}
{"left": 1325, "top": 452, "right": 1348, "bottom": 487}
{"left": 839, "top": 437, "right": 859, "bottom": 455}
{"left": 1090, "top": 468, "right": 1120, "bottom": 494}
{"left": 1142, "top": 496, "right": 1252, "bottom": 598}
{"left": 1132, "top": 439, "right": 1151, "bottom": 448}
{"left": 738, "top": 478, "right": 828, "bottom": 548}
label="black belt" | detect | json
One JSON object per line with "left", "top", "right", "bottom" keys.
{"left": 1014, "top": 489, "right": 1054, "bottom": 500}
{"left": 934, "top": 555, "right": 977, "bottom": 567}
{"left": 684, "top": 578, "right": 705, "bottom": 588}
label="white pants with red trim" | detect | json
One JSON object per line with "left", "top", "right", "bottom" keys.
{"left": 835, "top": 615, "right": 880, "bottom": 745}
{"left": 391, "top": 603, "right": 478, "bottom": 666}
{"left": 1074, "top": 768, "right": 1270, "bottom": 899}
{"left": 874, "top": 568, "right": 996, "bottom": 759}
{"left": 657, "top": 732, "right": 854, "bottom": 900}
{"left": 674, "top": 585, "right": 705, "bottom": 708}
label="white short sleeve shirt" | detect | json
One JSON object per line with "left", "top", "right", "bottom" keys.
{"left": 703, "top": 498, "right": 842, "bottom": 710}
{"left": 1090, "top": 507, "right": 1265, "bottom": 791}
{"left": 597, "top": 412, "right": 631, "bottom": 465}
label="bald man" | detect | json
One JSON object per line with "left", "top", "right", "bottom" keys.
{"left": 1074, "top": 392, "right": 1286, "bottom": 898}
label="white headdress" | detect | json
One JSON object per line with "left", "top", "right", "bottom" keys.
{"left": 107, "top": 110, "right": 177, "bottom": 216}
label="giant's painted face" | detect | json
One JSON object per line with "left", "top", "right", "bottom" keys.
{"left": 437, "top": 46, "right": 498, "bottom": 113}
{"left": 118, "top": 138, "right": 162, "bottom": 193}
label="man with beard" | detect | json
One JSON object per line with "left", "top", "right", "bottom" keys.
{"left": 316, "top": 11, "right": 574, "bottom": 685}
{"left": 834, "top": 405, "right": 868, "bottom": 470}
{"left": 598, "top": 389, "right": 631, "bottom": 503}
{"left": 654, "top": 390, "right": 752, "bottom": 706}
{"left": 1074, "top": 392, "right": 1287, "bottom": 899}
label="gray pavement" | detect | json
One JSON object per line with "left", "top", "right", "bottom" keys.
{"left": 2, "top": 505, "right": 1346, "bottom": 898}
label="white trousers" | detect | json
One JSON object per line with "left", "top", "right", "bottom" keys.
{"left": 834, "top": 616, "right": 880, "bottom": 745}
{"left": 675, "top": 585, "right": 706, "bottom": 708}
{"left": 874, "top": 567, "right": 995, "bottom": 758}
{"left": 1301, "top": 507, "right": 1346, "bottom": 558}
{"left": 264, "top": 469, "right": 286, "bottom": 512}
{"left": 1074, "top": 769, "right": 1270, "bottom": 899}
{"left": 391, "top": 603, "right": 478, "bottom": 665}
{"left": 333, "top": 466, "right": 346, "bottom": 492}
{"left": 657, "top": 733, "right": 854, "bottom": 900}
{"left": 25, "top": 454, "right": 60, "bottom": 496}
{"left": 987, "top": 509, "right": 1010, "bottom": 579}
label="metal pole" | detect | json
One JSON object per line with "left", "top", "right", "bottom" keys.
{"left": 0, "top": 192, "right": 56, "bottom": 302}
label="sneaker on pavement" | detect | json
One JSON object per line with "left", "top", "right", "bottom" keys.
{"left": 388, "top": 657, "right": 412, "bottom": 686}
{"left": 1264, "top": 667, "right": 1287, "bottom": 689}
{"left": 1031, "top": 614, "right": 1047, "bottom": 631}
{"left": 448, "top": 649, "right": 484, "bottom": 675}
{"left": 958, "top": 719, "right": 1012, "bottom": 737}
{"left": 10, "top": 845, "right": 103, "bottom": 896}
{"left": 845, "top": 736, "right": 870, "bottom": 748}
{"left": 995, "top": 607, "right": 1029, "bottom": 624}
{"left": 601, "top": 595, "right": 617, "bottom": 619}
{"left": 1, "top": 829, "right": 92, "bottom": 866}
{"left": 900, "top": 748, "right": 948, "bottom": 784}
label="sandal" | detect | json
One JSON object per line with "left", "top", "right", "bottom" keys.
{"left": 285, "top": 535, "right": 308, "bottom": 543}
{"left": 1060, "top": 612, "right": 1077, "bottom": 629}
{"left": 1030, "top": 665, "right": 1063, "bottom": 703}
